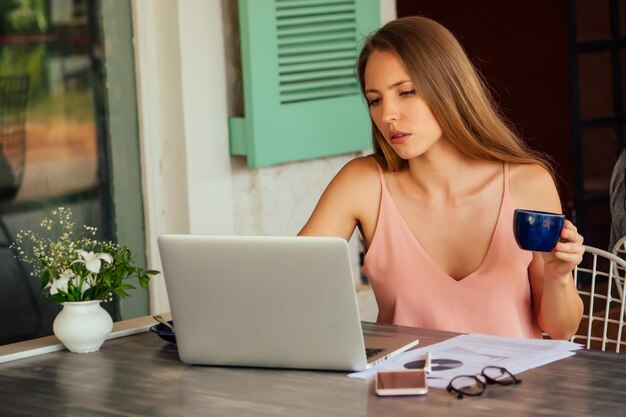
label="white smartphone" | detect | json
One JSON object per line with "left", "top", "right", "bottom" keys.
{"left": 375, "top": 369, "right": 429, "bottom": 396}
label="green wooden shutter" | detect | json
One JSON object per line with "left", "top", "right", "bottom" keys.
{"left": 229, "top": 0, "right": 380, "bottom": 168}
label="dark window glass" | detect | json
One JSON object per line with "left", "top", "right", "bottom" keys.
{"left": 581, "top": 127, "right": 618, "bottom": 197}
{"left": 576, "top": 0, "right": 611, "bottom": 42}
{"left": 0, "top": 0, "right": 117, "bottom": 345}
{"left": 578, "top": 52, "right": 614, "bottom": 119}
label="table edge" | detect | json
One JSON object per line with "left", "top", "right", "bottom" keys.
{"left": 0, "top": 312, "right": 171, "bottom": 364}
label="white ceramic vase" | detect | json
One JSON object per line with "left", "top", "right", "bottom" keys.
{"left": 53, "top": 300, "right": 113, "bottom": 353}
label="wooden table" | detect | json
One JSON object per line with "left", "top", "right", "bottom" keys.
{"left": 1, "top": 319, "right": 625, "bottom": 417}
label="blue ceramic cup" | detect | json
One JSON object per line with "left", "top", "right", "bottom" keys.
{"left": 513, "top": 209, "right": 565, "bottom": 252}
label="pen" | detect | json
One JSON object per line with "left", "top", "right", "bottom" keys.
{"left": 424, "top": 351, "right": 432, "bottom": 374}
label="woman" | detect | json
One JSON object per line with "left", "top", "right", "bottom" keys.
{"left": 610, "top": 148, "right": 626, "bottom": 251}
{"left": 299, "top": 17, "right": 583, "bottom": 340}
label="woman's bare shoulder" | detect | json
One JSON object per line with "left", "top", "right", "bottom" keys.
{"left": 325, "top": 155, "right": 382, "bottom": 211}
{"left": 509, "top": 163, "right": 553, "bottom": 184}
{"left": 331, "top": 155, "right": 381, "bottom": 190}
{"left": 509, "top": 163, "right": 562, "bottom": 212}
{"left": 298, "top": 155, "right": 381, "bottom": 239}
{"left": 341, "top": 155, "right": 380, "bottom": 174}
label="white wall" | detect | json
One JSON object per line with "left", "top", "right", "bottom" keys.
{"left": 132, "top": 0, "right": 396, "bottom": 313}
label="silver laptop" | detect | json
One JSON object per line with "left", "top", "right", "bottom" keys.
{"left": 157, "top": 234, "right": 419, "bottom": 371}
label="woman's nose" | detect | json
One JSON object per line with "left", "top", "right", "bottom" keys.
{"left": 381, "top": 101, "right": 398, "bottom": 123}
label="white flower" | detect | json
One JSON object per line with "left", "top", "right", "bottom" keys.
{"left": 76, "top": 275, "right": 93, "bottom": 295}
{"left": 73, "top": 250, "right": 113, "bottom": 274}
{"left": 48, "top": 269, "right": 74, "bottom": 295}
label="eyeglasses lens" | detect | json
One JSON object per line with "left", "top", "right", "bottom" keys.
{"left": 482, "top": 367, "right": 516, "bottom": 385}
{"left": 450, "top": 375, "right": 485, "bottom": 396}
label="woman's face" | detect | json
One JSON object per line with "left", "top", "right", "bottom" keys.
{"left": 364, "top": 50, "right": 444, "bottom": 160}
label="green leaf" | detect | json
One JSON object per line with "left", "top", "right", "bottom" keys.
{"left": 40, "top": 270, "right": 51, "bottom": 289}
{"left": 118, "top": 283, "right": 135, "bottom": 290}
{"left": 112, "top": 288, "right": 129, "bottom": 298}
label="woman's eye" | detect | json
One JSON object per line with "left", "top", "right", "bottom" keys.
{"left": 367, "top": 97, "right": 381, "bottom": 106}
{"left": 400, "top": 89, "right": 416, "bottom": 97}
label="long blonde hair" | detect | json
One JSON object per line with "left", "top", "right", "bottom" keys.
{"left": 357, "top": 16, "right": 553, "bottom": 175}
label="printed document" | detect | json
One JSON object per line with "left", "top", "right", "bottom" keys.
{"left": 350, "top": 333, "right": 582, "bottom": 389}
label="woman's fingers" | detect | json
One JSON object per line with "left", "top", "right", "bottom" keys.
{"left": 560, "top": 220, "right": 584, "bottom": 244}
{"left": 546, "top": 220, "right": 584, "bottom": 270}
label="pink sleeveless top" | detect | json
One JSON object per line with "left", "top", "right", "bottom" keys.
{"left": 362, "top": 163, "right": 542, "bottom": 339}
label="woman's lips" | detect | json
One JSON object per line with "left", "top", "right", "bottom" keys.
{"left": 389, "top": 131, "right": 411, "bottom": 144}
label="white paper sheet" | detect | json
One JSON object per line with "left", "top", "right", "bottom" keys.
{"left": 350, "top": 333, "right": 582, "bottom": 389}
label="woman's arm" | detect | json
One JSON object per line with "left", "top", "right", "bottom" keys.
{"left": 511, "top": 164, "right": 584, "bottom": 340}
{"left": 298, "top": 156, "right": 380, "bottom": 242}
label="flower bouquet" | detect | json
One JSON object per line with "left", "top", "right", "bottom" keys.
{"left": 11, "top": 207, "right": 159, "bottom": 352}
{"left": 11, "top": 207, "right": 158, "bottom": 303}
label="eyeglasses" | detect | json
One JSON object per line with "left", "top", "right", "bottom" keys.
{"left": 446, "top": 366, "right": 522, "bottom": 399}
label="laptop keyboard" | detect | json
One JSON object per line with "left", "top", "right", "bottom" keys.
{"left": 366, "top": 348, "right": 385, "bottom": 358}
